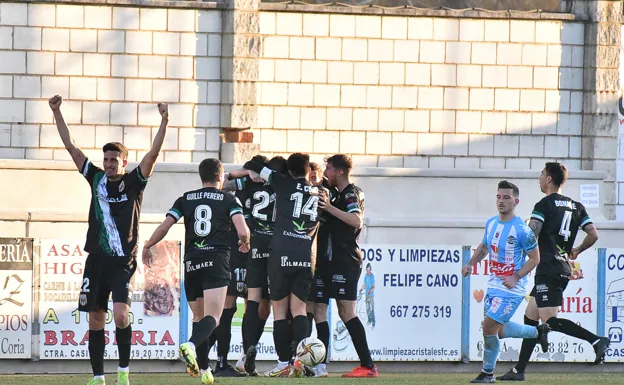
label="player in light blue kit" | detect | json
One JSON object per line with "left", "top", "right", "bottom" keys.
{"left": 462, "top": 181, "right": 551, "bottom": 383}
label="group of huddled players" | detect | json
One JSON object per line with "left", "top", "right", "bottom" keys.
{"left": 48, "top": 93, "right": 609, "bottom": 385}
{"left": 143, "top": 152, "right": 378, "bottom": 384}
{"left": 49, "top": 95, "right": 375, "bottom": 385}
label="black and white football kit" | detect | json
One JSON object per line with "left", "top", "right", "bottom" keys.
{"left": 78, "top": 159, "right": 148, "bottom": 312}
{"left": 244, "top": 162, "right": 321, "bottom": 302}
{"left": 326, "top": 184, "right": 365, "bottom": 302}
{"left": 166, "top": 187, "right": 244, "bottom": 302}
{"left": 529, "top": 193, "right": 592, "bottom": 308}
{"left": 227, "top": 189, "right": 250, "bottom": 298}
{"left": 235, "top": 177, "right": 275, "bottom": 299}
{"left": 308, "top": 178, "right": 337, "bottom": 304}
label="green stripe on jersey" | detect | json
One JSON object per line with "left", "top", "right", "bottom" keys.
{"left": 580, "top": 216, "right": 592, "bottom": 227}
{"left": 531, "top": 210, "right": 545, "bottom": 222}
{"left": 167, "top": 208, "right": 181, "bottom": 221}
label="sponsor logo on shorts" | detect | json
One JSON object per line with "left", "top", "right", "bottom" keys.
{"left": 339, "top": 288, "right": 345, "bottom": 295}
{"left": 489, "top": 297, "right": 502, "bottom": 313}
{"left": 280, "top": 256, "right": 311, "bottom": 268}
{"left": 332, "top": 274, "right": 346, "bottom": 284}
{"left": 252, "top": 248, "right": 269, "bottom": 259}
{"left": 79, "top": 294, "right": 87, "bottom": 306}
{"left": 536, "top": 284, "right": 548, "bottom": 293}
{"left": 186, "top": 260, "right": 214, "bottom": 272}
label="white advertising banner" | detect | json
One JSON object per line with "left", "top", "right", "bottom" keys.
{"left": 604, "top": 249, "right": 624, "bottom": 362}
{"left": 329, "top": 245, "right": 463, "bottom": 361}
{"left": 469, "top": 246, "right": 598, "bottom": 362}
{"left": 39, "top": 239, "right": 181, "bottom": 360}
{"left": 0, "top": 238, "right": 33, "bottom": 358}
{"left": 185, "top": 298, "right": 279, "bottom": 361}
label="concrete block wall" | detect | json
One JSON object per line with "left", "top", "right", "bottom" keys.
{"left": 256, "top": 12, "right": 586, "bottom": 169}
{"left": 0, "top": 2, "right": 223, "bottom": 163}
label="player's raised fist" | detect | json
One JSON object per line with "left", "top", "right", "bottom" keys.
{"left": 48, "top": 95, "right": 62, "bottom": 111}
{"left": 157, "top": 103, "right": 169, "bottom": 119}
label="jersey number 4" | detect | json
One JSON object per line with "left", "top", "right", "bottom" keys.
{"left": 194, "top": 204, "right": 212, "bottom": 236}
{"left": 290, "top": 192, "right": 319, "bottom": 221}
{"left": 559, "top": 211, "right": 572, "bottom": 242}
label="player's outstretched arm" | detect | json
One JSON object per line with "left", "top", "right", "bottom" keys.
{"left": 142, "top": 216, "right": 176, "bottom": 267}
{"left": 139, "top": 103, "right": 169, "bottom": 179}
{"left": 461, "top": 243, "right": 489, "bottom": 276}
{"left": 571, "top": 223, "right": 599, "bottom": 259}
{"left": 48, "top": 95, "right": 86, "bottom": 171}
{"left": 232, "top": 213, "right": 250, "bottom": 252}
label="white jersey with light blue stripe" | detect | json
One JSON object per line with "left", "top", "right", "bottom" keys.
{"left": 482, "top": 215, "right": 538, "bottom": 296}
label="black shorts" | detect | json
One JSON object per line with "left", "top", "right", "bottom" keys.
{"left": 184, "top": 251, "right": 230, "bottom": 302}
{"left": 247, "top": 234, "right": 271, "bottom": 291}
{"left": 308, "top": 260, "right": 330, "bottom": 304}
{"left": 328, "top": 265, "right": 362, "bottom": 302}
{"left": 227, "top": 246, "right": 249, "bottom": 298}
{"left": 530, "top": 274, "right": 570, "bottom": 308}
{"left": 78, "top": 254, "right": 137, "bottom": 312}
{"left": 268, "top": 251, "right": 313, "bottom": 302}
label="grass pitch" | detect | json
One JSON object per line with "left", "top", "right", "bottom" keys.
{"left": 1, "top": 373, "right": 624, "bottom": 385}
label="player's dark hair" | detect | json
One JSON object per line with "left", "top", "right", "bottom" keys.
{"left": 287, "top": 153, "right": 310, "bottom": 179}
{"left": 102, "top": 142, "right": 128, "bottom": 160}
{"left": 544, "top": 162, "right": 568, "bottom": 187}
{"left": 325, "top": 154, "right": 353, "bottom": 175}
{"left": 498, "top": 180, "right": 519, "bottom": 197}
{"left": 250, "top": 154, "right": 269, "bottom": 165}
{"left": 268, "top": 156, "right": 287, "bottom": 174}
{"left": 198, "top": 158, "right": 223, "bottom": 183}
{"left": 310, "top": 162, "right": 320, "bottom": 172}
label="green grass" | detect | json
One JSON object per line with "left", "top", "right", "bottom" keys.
{"left": 2, "top": 373, "right": 624, "bottom": 385}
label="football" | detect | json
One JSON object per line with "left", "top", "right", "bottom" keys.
{"left": 296, "top": 337, "right": 327, "bottom": 366}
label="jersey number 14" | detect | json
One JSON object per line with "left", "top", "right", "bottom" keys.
{"left": 290, "top": 192, "right": 319, "bottom": 221}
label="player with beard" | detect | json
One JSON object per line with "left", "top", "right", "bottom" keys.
{"left": 142, "top": 159, "right": 250, "bottom": 385}
{"left": 243, "top": 153, "right": 321, "bottom": 378}
{"left": 497, "top": 163, "right": 609, "bottom": 381}
{"left": 49, "top": 95, "right": 169, "bottom": 385}
{"left": 321, "top": 154, "right": 377, "bottom": 378}
{"left": 461, "top": 181, "right": 549, "bottom": 384}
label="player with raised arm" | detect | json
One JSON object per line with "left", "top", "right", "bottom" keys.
{"left": 142, "top": 159, "right": 250, "bottom": 385}
{"left": 243, "top": 153, "right": 321, "bottom": 378}
{"left": 48, "top": 95, "right": 168, "bottom": 385}
{"left": 461, "top": 181, "right": 550, "bottom": 384}
{"left": 305, "top": 162, "right": 335, "bottom": 377}
{"left": 498, "top": 163, "right": 609, "bottom": 381}
{"left": 320, "top": 154, "right": 377, "bottom": 378}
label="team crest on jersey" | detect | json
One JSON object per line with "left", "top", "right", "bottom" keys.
{"left": 507, "top": 236, "right": 515, "bottom": 245}
{"left": 119, "top": 181, "right": 125, "bottom": 192}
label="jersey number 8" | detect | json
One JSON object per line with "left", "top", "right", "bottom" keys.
{"left": 194, "top": 204, "right": 212, "bottom": 236}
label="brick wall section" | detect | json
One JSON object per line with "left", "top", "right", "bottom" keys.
{"left": 255, "top": 12, "right": 586, "bottom": 168}
{"left": 0, "top": 3, "right": 222, "bottom": 162}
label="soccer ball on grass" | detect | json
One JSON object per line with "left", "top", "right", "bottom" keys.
{"left": 296, "top": 337, "right": 326, "bottom": 366}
